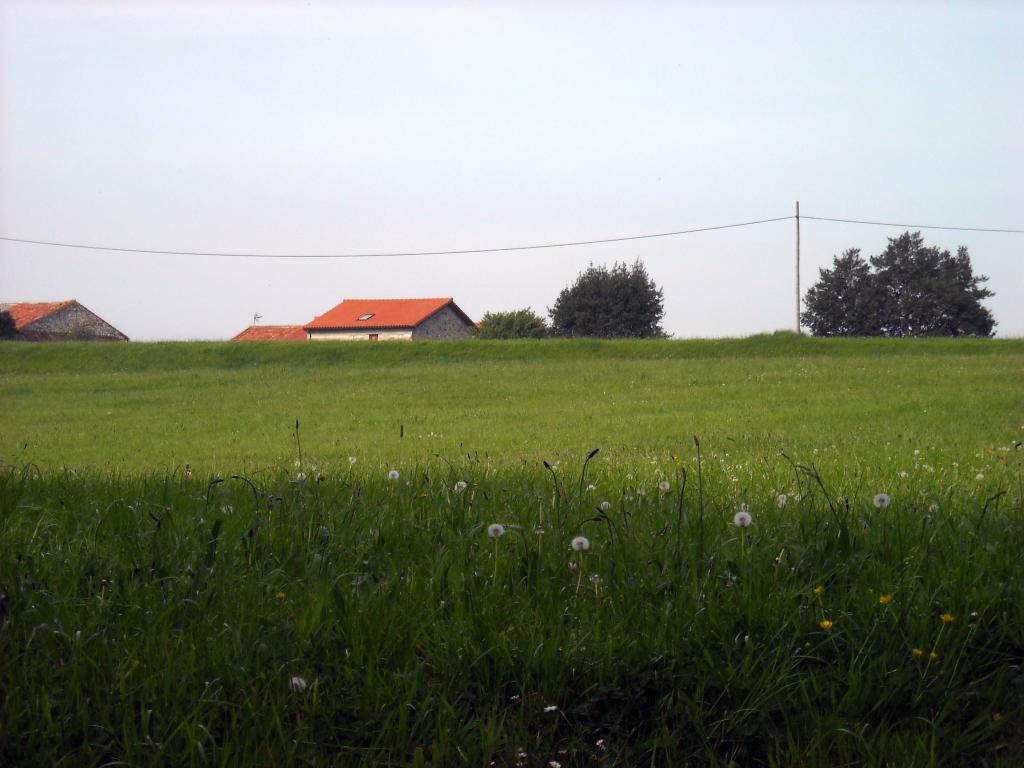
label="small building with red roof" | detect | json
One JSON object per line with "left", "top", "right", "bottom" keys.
{"left": 0, "top": 300, "right": 128, "bottom": 341}
{"left": 304, "top": 298, "right": 475, "bottom": 341}
{"left": 231, "top": 325, "right": 308, "bottom": 341}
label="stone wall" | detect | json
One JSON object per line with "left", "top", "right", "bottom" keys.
{"left": 20, "top": 303, "right": 128, "bottom": 341}
{"left": 412, "top": 306, "right": 474, "bottom": 339}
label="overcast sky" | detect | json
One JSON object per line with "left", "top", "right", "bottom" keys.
{"left": 1, "top": 0, "right": 1021, "bottom": 340}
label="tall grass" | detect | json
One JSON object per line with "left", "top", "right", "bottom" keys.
{"left": 1, "top": 450, "right": 1022, "bottom": 766}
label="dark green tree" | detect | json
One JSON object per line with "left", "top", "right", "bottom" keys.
{"left": 870, "top": 232, "right": 995, "bottom": 337}
{"left": 801, "top": 249, "right": 881, "bottom": 336}
{"left": 0, "top": 310, "right": 16, "bottom": 339}
{"left": 801, "top": 232, "right": 995, "bottom": 337}
{"left": 475, "top": 308, "right": 548, "bottom": 339}
{"left": 549, "top": 259, "right": 666, "bottom": 338}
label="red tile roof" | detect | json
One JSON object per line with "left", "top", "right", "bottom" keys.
{"left": 0, "top": 300, "right": 76, "bottom": 329}
{"left": 304, "top": 298, "right": 472, "bottom": 330}
{"left": 231, "top": 325, "right": 308, "bottom": 341}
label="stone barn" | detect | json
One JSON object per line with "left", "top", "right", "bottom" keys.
{"left": 304, "top": 298, "right": 475, "bottom": 341}
{"left": 0, "top": 300, "right": 128, "bottom": 341}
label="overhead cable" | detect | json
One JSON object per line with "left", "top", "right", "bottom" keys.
{"left": 1, "top": 213, "right": 1021, "bottom": 259}
{"left": 0, "top": 217, "right": 791, "bottom": 259}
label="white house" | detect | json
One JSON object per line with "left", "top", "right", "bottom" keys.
{"left": 303, "top": 298, "right": 475, "bottom": 341}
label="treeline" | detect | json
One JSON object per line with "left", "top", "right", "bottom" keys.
{"left": 477, "top": 231, "right": 996, "bottom": 339}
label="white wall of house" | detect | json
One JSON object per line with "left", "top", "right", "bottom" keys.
{"left": 307, "top": 329, "right": 413, "bottom": 341}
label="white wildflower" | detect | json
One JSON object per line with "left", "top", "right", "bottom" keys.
{"left": 453, "top": 480, "right": 467, "bottom": 493}
{"left": 659, "top": 481, "right": 670, "bottom": 492}
{"left": 487, "top": 523, "right": 505, "bottom": 538}
{"left": 348, "top": 456, "right": 357, "bottom": 465}
{"left": 387, "top": 469, "right": 400, "bottom": 480}
{"left": 873, "top": 493, "right": 891, "bottom": 509}
{"left": 570, "top": 536, "right": 591, "bottom": 551}
{"left": 585, "top": 483, "right": 596, "bottom": 492}
{"left": 598, "top": 500, "right": 611, "bottom": 512}
{"left": 775, "top": 493, "right": 788, "bottom": 509}
{"left": 543, "top": 704, "right": 558, "bottom": 712}
{"left": 733, "top": 507, "right": 753, "bottom": 528}
{"left": 975, "top": 472, "right": 985, "bottom": 481}
{"left": 289, "top": 676, "right": 308, "bottom": 694}
{"left": 899, "top": 471, "right": 909, "bottom": 479}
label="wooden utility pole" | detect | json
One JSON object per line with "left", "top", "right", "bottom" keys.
{"left": 795, "top": 201, "right": 801, "bottom": 334}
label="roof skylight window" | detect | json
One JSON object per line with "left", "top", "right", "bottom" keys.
{"left": 357, "top": 313, "right": 375, "bottom": 321}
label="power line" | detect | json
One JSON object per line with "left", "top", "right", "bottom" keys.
{"left": 1, "top": 213, "right": 1021, "bottom": 259}
{"left": 0, "top": 216, "right": 791, "bottom": 259}
{"left": 801, "top": 215, "right": 1024, "bottom": 234}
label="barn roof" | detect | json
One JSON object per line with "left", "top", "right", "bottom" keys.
{"left": 304, "top": 298, "right": 473, "bottom": 331}
{"left": 231, "top": 325, "right": 308, "bottom": 341}
{"left": 0, "top": 300, "right": 77, "bottom": 329}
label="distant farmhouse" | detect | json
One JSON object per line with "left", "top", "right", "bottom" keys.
{"left": 231, "top": 325, "right": 308, "bottom": 341}
{"left": 305, "top": 298, "right": 475, "bottom": 341}
{"left": 232, "top": 298, "right": 475, "bottom": 341}
{"left": 0, "top": 300, "right": 128, "bottom": 341}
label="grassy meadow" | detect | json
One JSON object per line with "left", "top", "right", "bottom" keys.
{"left": 1, "top": 335, "right": 1023, "bottom": 766}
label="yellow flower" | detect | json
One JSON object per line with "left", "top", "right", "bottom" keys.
{"left": 879, "top": 594, "right": 894, "bottom": 605}
{"left": 993, "top": 713, "right": 1003, "bottom": 722}
{"left": 968, "top": 622, "right": 978, "bottom": 630}
{"left": 939, "top": 613, "right": 955, "bottom": 624}
{"left": 812, "top": 585, "right": 825, "bottom": 597}
{"left": 818, "top": 619, "right": 833, "bottom": 631}
{"left": 275, "top": 591, "right": 287, "bottom": 601}
{"left": 912, "top": 648, "right": 924, "bottom": 658}
{"left": 929, "top": 651, "right": 940, "bottom": 662}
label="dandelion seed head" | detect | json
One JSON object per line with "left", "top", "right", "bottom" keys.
{"left": 598, "top": 500, "right": 611, "bottom": 511}
{"left": 289, "top": 676, "right": 308, "bottom": 694}
{"left": 733, "top": 506, "right": 753, "bottom": 528}
{"left": 776, "top": 493, "right": 788, "bottom": 508}
{"left": 585, "top": 483, "right": 596, "bottom": 492}
{"left": 570, "top": 536, "right": 591, "bottom": 552}
{"left": 387, "top": 469, "right": 400, "bottom": 480}
{"left": 348, "top": 456, "right": 357, "bottom": 464}
{"left": 659, "top": 481, "right": 670, "bottom": 492}
{"left": 487, "top": 523, "right": 505, "bottom": 538}
{"left": 873, "top": 493, "right": 891, "bottom": 509}
{"left": 453, "top": 480, "right": 468, "bottom": 493}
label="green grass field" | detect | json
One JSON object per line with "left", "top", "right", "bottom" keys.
{"left": 1, "top": 334, "right": 1022, "bottom": 472}
{"left": 1, "top": 336, "right": 1022, "bottom": 766}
